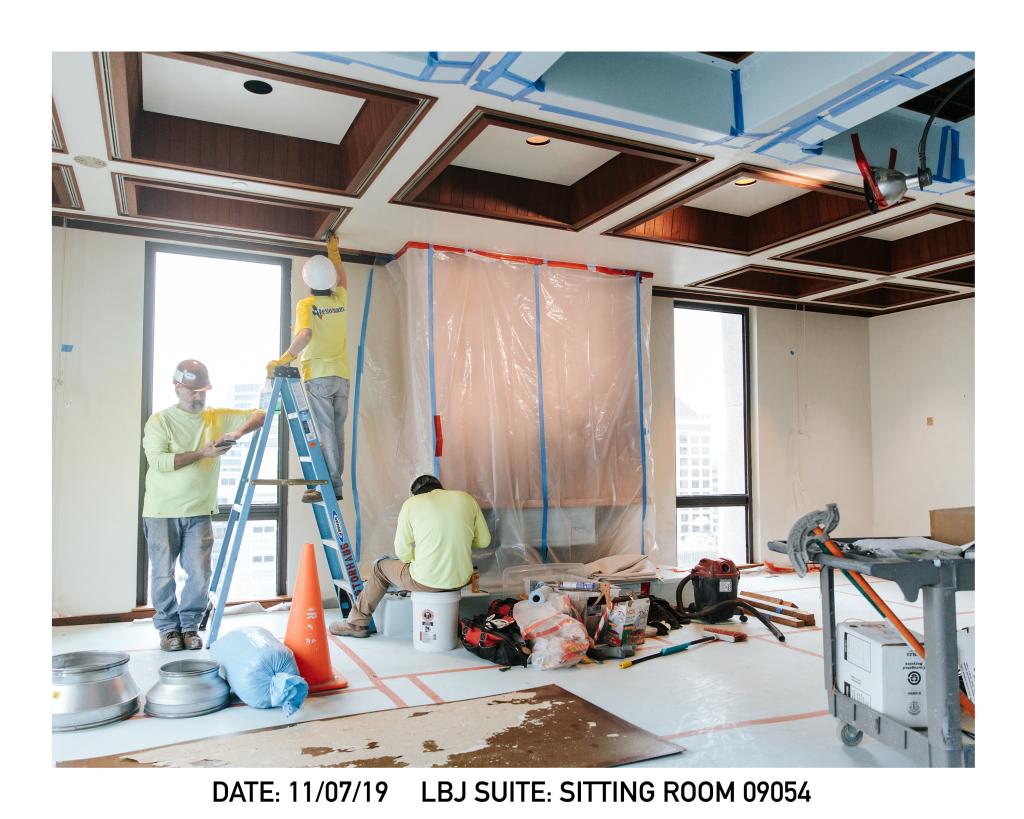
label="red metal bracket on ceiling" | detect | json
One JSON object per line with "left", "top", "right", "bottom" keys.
{"left": 851, "top": 133, "right": 888, "bottom": 210}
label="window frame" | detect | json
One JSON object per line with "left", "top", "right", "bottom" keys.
{"left": 673, "top": 300, "right": 753, "bottom": 564}
{"left": 137, "top": 242, "right": 292, "bottom": 605}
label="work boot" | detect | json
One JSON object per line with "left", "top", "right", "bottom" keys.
{"left": 329, "top": 620, "right": 370, "bottom": 638}
{"left": 181, "top": 631, "right": 203, "bottom": 650}
{"left": 160, "top": 630, "right": 184, "bottom": 651}
{"left": 302, "top": 489, "right": 323, "bottom": 504}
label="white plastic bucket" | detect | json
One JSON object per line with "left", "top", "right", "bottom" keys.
{"left": 411, "top": 590, "right": 461, "bottom": 653}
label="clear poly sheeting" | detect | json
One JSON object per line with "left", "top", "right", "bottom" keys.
{"left": 353, "top": 245, "right": 655, "bottom": 589}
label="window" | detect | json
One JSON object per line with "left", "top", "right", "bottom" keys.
{"left": 674, "top": 303, "right": 751, "bottom": 567}
{"left": 139, "top": 244, "right": 291, "bottom": 605}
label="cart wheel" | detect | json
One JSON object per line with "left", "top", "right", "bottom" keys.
{"left": 839, "top": 723, "right": 863, "bottom": 747}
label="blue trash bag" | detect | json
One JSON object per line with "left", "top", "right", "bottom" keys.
{"left": 210, "top": 626, "right": 309, "bottom": 717}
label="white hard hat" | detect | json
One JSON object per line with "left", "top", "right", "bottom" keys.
{"left": 302, "top": 255, "right": 336, "bottom": 290}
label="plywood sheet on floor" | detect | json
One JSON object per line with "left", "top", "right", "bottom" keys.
{"left": 59, "top": 685, "right": 683, "bottom": 768}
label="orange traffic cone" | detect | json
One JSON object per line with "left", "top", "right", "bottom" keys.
{"left": 284, "top": 542, "right": 347, "bottom": 692}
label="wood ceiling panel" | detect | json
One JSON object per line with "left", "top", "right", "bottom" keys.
{"left": 96, "top": 52, "right": 434, "bottom": 197}
{"left": 52, "top": 164, "right": 83, "bottom": 210}
{"left": 814, "top": 282, "right": 957, "bottom": 309}
{"left": 693, "top": 265, "right": 865, "bottom": 299}
{"left": 113, "top": 175, "right": 346, "bottom": 241}
{"left": 606, "top": 164, "right": 888, "bottom": 253}
{"left": 393, "top": 108, "right": 709, "bottom": 231}
{"left": 775, "top": 205, "right": 974, "bottom": 274}
{"left": 908, "top": 261, "right": 974, "bottom": 287}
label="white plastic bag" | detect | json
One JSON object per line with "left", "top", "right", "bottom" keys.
{"left": 513, "top": 594, "right": 590, "bottom": 670}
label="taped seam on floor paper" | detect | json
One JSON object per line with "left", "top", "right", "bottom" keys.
{"left": 350, "top": 266, "right": 375, "bottom": 561}
{"left": 635, "top": 272, "right": 648, "bottom": 556}
{"left": 533, "top": 263, "right": 550, "bottom": 563}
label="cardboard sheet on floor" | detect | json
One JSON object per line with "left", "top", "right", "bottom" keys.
{"left": 59, "top": 685, "right": 682, "bottom": 768}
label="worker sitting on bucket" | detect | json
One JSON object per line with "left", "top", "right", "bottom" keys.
{"left": 141, "top": 360, "right": 265, "bottom": 652}
{"left": 330, "top": 475, "right": 492, "bottom": 638}
{"left": 266, "top": 233, "right": 350, "bottom": 503}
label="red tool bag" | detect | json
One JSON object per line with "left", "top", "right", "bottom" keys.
{"left": 459, "top": 598, "right": 530, "bottom": 668}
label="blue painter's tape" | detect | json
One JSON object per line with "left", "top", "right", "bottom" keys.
{"left": 350, "top": 266, "right": 375, "bottom": 562}
{"left": 300, "top": 51, "right": 487, "bottom": 86}
{"left": 534, "top": 103, "right": 705, "bottom": 145}
{"left": 729, "top": 68, "right": 744, "bottom": 137}
{"left": 801, "top": 144, "right": 824, "bottom": 155}
{"left": 634, "top": 273, "right": 648, "bottom": 555}
{"left": 427, "top": 245, "right": 439, "bottom": 478}
{"left": 472, "top": 51, "right": 546, "bottom": 100}
{"left": 757, "top": 52, "right": 940, "bottom": 154}
{"left": 934, "top": 125, "right": 966, "bottom": 183}
{"left": 60, "top": 343, "right": 74, "bottom": 352}
{"left": 533, "top": 264, "right": 549, "bottom": 563}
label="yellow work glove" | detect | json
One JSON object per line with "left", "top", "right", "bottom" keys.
{"left": 265, "top": 351, "right": 295, "bottom": 378}
{"left": 326, "top": 233, "right": 341, "bottom": 264}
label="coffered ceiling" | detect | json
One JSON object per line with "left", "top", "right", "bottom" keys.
{"left": 52, "top": 50, "right": 975, "bottom": 315}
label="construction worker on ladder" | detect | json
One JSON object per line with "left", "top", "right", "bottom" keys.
{"left": 267, "top": 234, "right": 350, "bottom": 503}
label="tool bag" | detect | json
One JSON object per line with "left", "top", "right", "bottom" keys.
{"left": 459, "top": 598, "right": 530, "bottom": 668}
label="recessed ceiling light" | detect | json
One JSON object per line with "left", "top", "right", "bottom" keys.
{"left": 244, "top": 80, "right": 273, "bottom": 95}
{"left": 734, "top": 177, "right": 758, "bottom": 187}
{"left": 526, "top": 135, "right": 551, "bottom": 146}
{"left": 230, "top": 181, "right": 248, "bottom": 190}
{"left": 73, "top": 155, "right": 106, "bottom": 168}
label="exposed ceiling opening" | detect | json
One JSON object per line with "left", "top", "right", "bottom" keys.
{"left": 898, "top": 71, "right": 975, "bottom": 122}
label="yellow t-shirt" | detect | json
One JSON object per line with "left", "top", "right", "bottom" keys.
{"left": 142, "top": 406, "right": 252, "bottom": 518}
{"left": 394, "top": 489, "right": 492, "bottom": 589}
{"left": 295, "top": 289, "right": 350, "bottom": 381}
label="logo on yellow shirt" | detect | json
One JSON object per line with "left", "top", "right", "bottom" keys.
{"left": 311, "top": 305, "right": 345, "bottom": 319}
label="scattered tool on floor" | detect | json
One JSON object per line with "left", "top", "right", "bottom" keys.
{"left": 619, "top": 629, "right": 743, "bottom": 668}
{"left": 701, "top": 626, "right": 748, "bottom": 643}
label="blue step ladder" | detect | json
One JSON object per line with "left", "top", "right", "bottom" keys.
{"left": 201, "top": 366, "right": 364, "bottom": 644}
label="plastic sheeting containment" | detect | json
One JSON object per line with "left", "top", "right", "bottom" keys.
{"left": 353, "top": 244, "right": 655, "bottom": 590}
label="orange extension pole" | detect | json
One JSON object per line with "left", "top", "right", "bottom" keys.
{"left": 813, "top": 527, "right": 975, "bottom": 719}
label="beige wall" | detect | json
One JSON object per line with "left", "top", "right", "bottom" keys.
{"left": 751, "top": 307, "right": 875, "bottom": 555}
{"left": 650, "top": 299, "right": 876, "bottom": 565}
{"left": 52, "top": 226, "right": 371, "bottom": 617}
{"left": 869, "top": 298, "right": 974, "bottom": 535}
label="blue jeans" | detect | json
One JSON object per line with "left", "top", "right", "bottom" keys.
{"left": 305, "top": 376, "right": 350, "bottom": 497}
{"left": 143, "top": 516, "right": 214, "bottom": 634}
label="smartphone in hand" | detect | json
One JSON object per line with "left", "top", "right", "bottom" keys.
{"left": 213, "top": 438, "right": 235, "bottom": 450}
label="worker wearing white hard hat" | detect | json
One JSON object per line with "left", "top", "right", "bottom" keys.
{"left": 266, "top": 234, "right": 351, "bottom": 503}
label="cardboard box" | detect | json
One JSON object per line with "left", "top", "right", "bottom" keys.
{"left": 958, "top": 625, "right": 975, "bottom": 702}
{"left": 836, "top": 622, "right": 927, "bottom": 727}
{"left": 929, "top": 506, "right": 975, "bottom": 546}
{"left": 599, "top": 597, "right": 650, "bottom": 647}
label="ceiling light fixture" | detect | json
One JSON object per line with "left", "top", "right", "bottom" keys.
{"left": 851, "top": 69, "right": 974, "bottom": 212}
{"left": 243, "top": 79, "right": 273, "bottom": 95}
{"left": 733, "top": 177, "right": 758, "bottom": 187}
{"left": 526, "top": 135, "right": 551, "bottom": 146}
{"left": 73, "top": 155, "right": 106, "bottom": 168}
